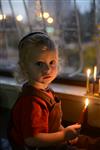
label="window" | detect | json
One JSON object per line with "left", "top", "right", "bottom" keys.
{"left": 0, "top": 0, "right": 99, "bottom": 83}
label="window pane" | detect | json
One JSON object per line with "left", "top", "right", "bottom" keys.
{"left": 0, "top": 0, "right": 99, "bottom": 80}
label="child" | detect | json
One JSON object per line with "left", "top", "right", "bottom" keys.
{"left": 8, "top": 32, "right": 81, "bottom": 150}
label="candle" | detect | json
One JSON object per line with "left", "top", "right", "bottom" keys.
{"left": 93, "top": 66, "right": 97, "bottom": 82}
{"left": 86, "top": 69, "right": 91, "bottom": 94}
{"left": 93, "top": 66, "right": 97, "bottom": 94}
{"left": 78, "top": 98, "right": 89, "bottom": 124}
{"left": 99, "top": 79, "right": 100, "bottom": 94}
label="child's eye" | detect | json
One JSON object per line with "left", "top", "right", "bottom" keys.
{"left": 50, "top": 60, "right": 56, "bottom": 66}
{"left": 35, "top": 61, "right": 44, "bottom": 67}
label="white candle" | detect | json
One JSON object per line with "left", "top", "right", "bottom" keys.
{"left": 94, "top": 66, "right": 97, "bottom": 82}
{"left": 86, "top": 69, "right": 91, "bottom": 93}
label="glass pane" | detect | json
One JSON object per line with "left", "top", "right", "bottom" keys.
{"left": 0, "top": 0, "right": 99, "bottom": 80}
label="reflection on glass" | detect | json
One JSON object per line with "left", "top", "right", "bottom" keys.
{"left": 0, "top": 0, "right": 100, "bottom": 79}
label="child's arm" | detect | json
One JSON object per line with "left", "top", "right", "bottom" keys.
{"left": 59, "top": 124, "right": 64, "bottom": 130}
{"left": 24, "top": 124, "right": 81, "bottom": 148}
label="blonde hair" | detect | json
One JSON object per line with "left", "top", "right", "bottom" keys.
{"left": 15, "top": 32, "right": 57, "bottom": 83}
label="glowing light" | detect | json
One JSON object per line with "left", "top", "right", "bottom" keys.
{"left": 85, "top": 98, "right": 89, "bottom": 108}
{"left": 0, "top": 14, "right": 6, "bottom": 20}
{"left": 78, "top": 98, "right": 89, "bottom": 124}
{"left": 43, "top": 12, "right": 49, "bottom": 19}
{"left": 16, "top": 15, "right": 23, "bottom": 21}
{"left": 47, "top": 17, "right": 53, "bottom": 24}
{"left": 39, "top": 12, "right": 49, "bottom": 19}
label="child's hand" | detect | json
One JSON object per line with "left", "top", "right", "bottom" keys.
{"left": 64, "top": 123, "right": 81, "bottom": 141}
{"left": 69, "top": 137, "right": 79, "bottom": 145}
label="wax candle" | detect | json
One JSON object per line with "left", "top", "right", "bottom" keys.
{"left": 99, "top": 79, "right": 100, "bottom": 94}
{"left": 78, "top": 98, "right": 89, "bottom": 124}
{"left": 93, "top": 66, "right": 97, "bottom": 82}
{"left": 86, "top": 69, "right": 91, "bottom": 94}
{"left": 93, "top": 66, "right": 97, "bottom": 94}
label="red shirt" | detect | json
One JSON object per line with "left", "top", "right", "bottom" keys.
{"left": 9, "top": 83, "right": 62, "bottom": 147}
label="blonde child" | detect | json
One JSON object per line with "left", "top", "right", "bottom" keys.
{"left": 8, "top": 32, "right": 81, "bottom": 150}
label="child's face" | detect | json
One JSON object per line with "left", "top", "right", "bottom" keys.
{"left": 26, "top": 47, "right": 58, "bottom": 89}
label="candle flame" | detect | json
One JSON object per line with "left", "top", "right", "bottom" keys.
{"left": 87, "top": 69, "right": 91, "bottom": 77}
{"left": 85, "top": 98, "right": 89, "bottom": 108}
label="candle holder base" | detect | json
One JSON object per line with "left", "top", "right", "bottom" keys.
{"left": 85, "top": 82, "right": 100, "bottom": 98}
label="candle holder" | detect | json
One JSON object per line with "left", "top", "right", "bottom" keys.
{"left": 86, "top": 67, "right": 100, "bottom": 97}
{"left": 86, "top": 78, "right": 100, "bottom": 97}
{"left": 93, "top": 79, "right": 99, "bottom": 96}
{"left": 98, "top": 79, "right": 100, "bottom": 95}
{"left": 86, "top": 69, "right": 91, "bottom": 94}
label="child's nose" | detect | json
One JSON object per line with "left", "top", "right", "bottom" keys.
{"left": 43, "top": 64, "right": 51, "bottom": 74}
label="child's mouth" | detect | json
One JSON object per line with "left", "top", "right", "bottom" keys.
{"left": 43, "top": 75, "right": 51, "bottom": 79}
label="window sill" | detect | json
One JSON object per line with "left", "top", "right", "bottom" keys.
{"left": 0, "top": 76, "right": 100, "bottom": 129}
{"left": 51, "top": 83, "right": 100, "bottom": 129}
{"left": 51, "top": 83, "right": 86, "bottom": 101}
{"left": 0, "top": 76, "right": 100, "bottom": 104}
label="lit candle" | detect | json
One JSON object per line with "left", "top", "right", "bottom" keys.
{"left": 93, "top": 66, "right": 97, "bottom": 82}
{"left": 78, "top": 98, "right": 89, "bottom": 124}
{"left": 86, "top": 69, "right": 91, "bottom": 94}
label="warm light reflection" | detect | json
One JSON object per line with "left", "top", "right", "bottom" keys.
{"left": 0, "top": 14, "right": 6, "bottom": 20}
{"left": 43, "top": 12, "right": 49, "bottom": 18}
{"left": 39, "top": 12, "right": 49, "bottom": 19}
{"left": 16, "top": 15, "right": 23, "bottom": 21}
{"left": 47, "top": 17, "right": 53, "bottom": 24}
